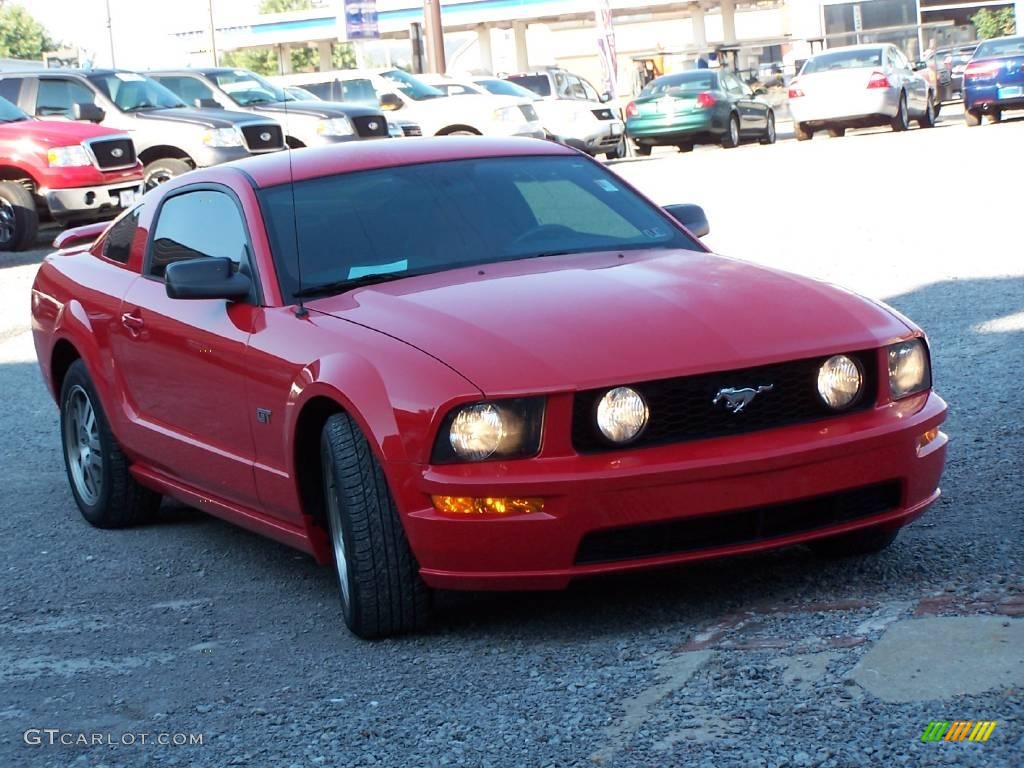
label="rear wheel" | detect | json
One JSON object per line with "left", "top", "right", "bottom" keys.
{"left": 827, "top": 126, "right": 846, "bottom": 138}
{"left": 758, "top": 111, "right": 776, "bottom": 145}
{"left": 810, "top": 527, "right": 899, "bottom": 558}
{"left": 721, "top": 114, "right": 740, "bottom": 148}
{"left": 918, "top": 94, "right": 936, "bottom": 128}
{"left": 676, "top": 142, "right": 694, "bottom": 153}
{"left": 988, "top": 109, "right": 1002, "bottom": 124}
{"left": 604, "top": 139, "right": 625, "bottom": 160}
{"left": 0, "top": 181, "right": 38, "bottom": 252}
{"left": 964, "top": 108, "right": 981, "bottom": 127}
{"left": 890, "top": 92, "right": 909, "bottom": 131}
{"left": 794, "top": 122, "right": 814, "bottom": 141}
{"left": 633, "top": 142, "right": 652, "bottom": 157}
{"left": 320, "top": 412, "right": 430, "bottom": 638}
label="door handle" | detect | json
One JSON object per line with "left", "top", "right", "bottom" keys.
{"left": 121, "top": 311, "right": 144, "bottom": 335}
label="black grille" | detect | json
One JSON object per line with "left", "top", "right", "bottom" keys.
{"left": 352, "top": 115, "right": 390, "bottom": 138}
{"left": 519, "top": 104, "right": 539, "bottom": 122}
{"left": 402, "top": 124, "right": 423, "bottom": 137}
{"left": 575, "top": 481, "right": 902, "bottom": 564}
{"left": 592, "top": 108, "right": 615, "bottom": 120}
{"left": 240, "top": 123, "right": 284, "bottom": 152}
{"left": 572, "top": 350, "right": 878, "bottom": 453}
{"left": 89, "top": 138, "right": 136, "bottom": 170}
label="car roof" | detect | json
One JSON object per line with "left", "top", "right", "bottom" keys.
{"left": 0, "top": 68, "right": 118, "bottom": 78}
{"left": 810, "top": 44, "right": 889, "bottom": 55}
{"left": 149, "top": 68, "right": 237, "bottom": 76}
{"left": 224, "top": 136, "right": 574, "bottom": 189}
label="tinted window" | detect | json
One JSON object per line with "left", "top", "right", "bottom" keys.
{"left": 0, "top": 78, "right": 22, "bottom": 105}
{"left": 153, "top": 75, "right": 216, "bottom": 105}
{"left": 475, "top": 78, "right": 537, "bottom": 99}
{"left": 641, "top": 72, "right": 717, "bottom": 97}
{"left": 304, "top": 81, "right": 337, "bottom": 100}
{"left": 102, "top": 206, "right": 142, "bottom": 264}
{"left": 149, "top": 191, "right": 246, "bottom": 279}
{"left": 36, "top": 78, "right": 97, "bottom": 117}
{"left": 0, "top": 94, "right": 29, "bottom": 122}
{"left": 258, "top": 156, "right": 700, "bottom": 300}
{"left": 338, "top": 78, "right": 377, "bottom": 103}
{"left": 379, "top": 69, "right": 444, "bottom": 101}
{"left": 802, "top": 49, "right": 884, "bottom": 74}
{"left": 86, "top": 72, "right": 185, "bottom": 111}
{"left": 580, "top": 78, "right": 600, "bottom": 101}
{"left": 507, "top": 74, "right": 552, "bottom": 97}
{"left": 210, "top": 69, "right": 289, "bottom": 105}
{"left": 974, "top": 37, "right": 1024, "bottom": 58}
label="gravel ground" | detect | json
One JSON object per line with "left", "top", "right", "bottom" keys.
{"left": 1, "top": 115, "right": 1022, "bottom": 768}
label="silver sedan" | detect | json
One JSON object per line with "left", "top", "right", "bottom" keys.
{"left": 787, "top": 44, "right": 935, "bottom": 139}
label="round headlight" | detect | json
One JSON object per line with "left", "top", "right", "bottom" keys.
{"left": 596, "top": 387, "right": 649, "bottom": 443}
{"left": 449, "top": 404, "right": 506, "bottom": 460}
{"left": 817, "top": 355, "right": 863, "bottom": 409}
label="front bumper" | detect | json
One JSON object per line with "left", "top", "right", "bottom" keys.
{"left": 43, "top": 179, "right": 144, "bottom": 223}
{"left": 395, "top": 391, "right": 947, "bottom": 590}
{"left": 789, "top": 89, "right": 898, "bottom": 124}
{"left": 557, "top": 120, "right": 624, "bottom": 153}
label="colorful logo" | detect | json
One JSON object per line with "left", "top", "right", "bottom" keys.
{"left": 921, "top": 721, "right": 997, "bottom": 742}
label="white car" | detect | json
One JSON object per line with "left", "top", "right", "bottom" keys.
{"left": 787, "top": 44, "right": 936, "bottom": 140}
{"left": 272, "top": 68, "right": 544, "bottom": 140}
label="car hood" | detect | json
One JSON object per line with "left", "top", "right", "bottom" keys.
{"left": 254, "top": 99, "right": 383, "bottom": 119}
{"left": 0, "top": 118, "right": 127, "bottom": 146}
{"left": 308, "top": 249, "right": 912, "bottom": 395}
{"left": 134, "top": 106, "right": 275, "bottom": 128}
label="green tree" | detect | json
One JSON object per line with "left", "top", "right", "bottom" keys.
{"left": 971, "top": 7, "right": 1016, "bottom": 40}
{"left": 0, "top": 3, "right": 55, "bottom": 60}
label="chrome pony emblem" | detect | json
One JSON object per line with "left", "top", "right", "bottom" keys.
{"left": 259, "top": 131, "right": 272, "bottom": 142}
{"left": 713, "top": 384, "right": 774, "bottom": 413}
{"left": 111, "top": 147, "right": 125, "bottom": 158}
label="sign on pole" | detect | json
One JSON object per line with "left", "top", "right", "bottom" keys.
{"left": 337, "top": 0, "right": 380, "bottom": 41}
{"left": 595, "top": 0, "right": 618, "bottom": 97}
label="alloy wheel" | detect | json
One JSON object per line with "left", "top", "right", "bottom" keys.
{"left": 729, "top": 117, "right": 739, "bottom": 146}
{"left": 63, "top": 385, "right": 103, "bottom": 506}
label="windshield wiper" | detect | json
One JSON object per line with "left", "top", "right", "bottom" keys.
{"left": 293, "top": 271, "right": 411, "bottom": 298}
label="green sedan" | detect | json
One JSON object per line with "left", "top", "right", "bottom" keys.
{"left": 626, "top": 70, "right": 776, "bottom": 155}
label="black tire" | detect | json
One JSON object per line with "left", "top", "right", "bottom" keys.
{"left": 827, "top": 126, "right": 847, "bottom": 138}
{"left": 988, "top": 109, "right": 1002, "bottom": 124}
{"left": 633, "top": 142, "right": 652, "bottom": 157}
{"left": 890, "top": 93, "right": 909, "bottom": 132}
{"left": 758, "top": 111, "right": 776, "bottom": 145}
{"left": 810, "top": 527, "right": 899, "bottom": 558}
{"left": 964, "top": 108, "right": 981, "bottom": 127}
{"left": 794, "top": 122, "right": 814, "bottom": 141}
{"left": 60, "top": 360, "right": 161, "bottom": 528}
{"left": 721, "top": 114, "right": 740, "bottom": 148}
{"left": 0, "top": 180, "right": 39, "bottom": 252}
{"left": 918, "top": 94, "right": 936, "bottom": 128}
{"left": 143, "top": 158, "right": 192, "bottom": 190}
{"left": 676, "top": 142, "right": 694, "bottom": 153}
{"left": 321, "top": 412, "right": 430, "bottom": 638}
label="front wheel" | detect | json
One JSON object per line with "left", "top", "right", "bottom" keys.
{"left": 144, "top": 158, "right": 192, "bottom": 190}
{"left": 918, "top": 94, "right": 936, "bottom": 128}
{"left": 0, "top": 180, "right": 39, "bottom": 252}
{"left": 890, "top": 93, "right": 909, "bottom": 132}
{"left": 758, "top": 111, "right": 776, "bottom": 145}
{"left": 321, "top": 412, "right": 430, "bottom": 638}
{"left": 810, "top": 527, "right": 899, "bottom": 558}
{"left": 721, "top": 114, "right": 740, "bottom": 148}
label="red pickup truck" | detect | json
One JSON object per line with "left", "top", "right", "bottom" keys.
{"left": 0, "top": 94, "right": 143, "bottom": 251}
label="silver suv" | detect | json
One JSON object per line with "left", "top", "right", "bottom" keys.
{"left": 0, "top": 69, "right": 286, "bottom": 188}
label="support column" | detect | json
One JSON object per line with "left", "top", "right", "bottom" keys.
{"left": 513, "top": 21, "right": 529, "bottom": 72}
{"left": 720, "top": 0, "right": 736, "bottom": 45}
{"left": 691, "top": 4, "right": 707, "bottom": 50}
{"left": 1017, "top": 0, "right": 1024, "bottom": 39}
{"left": 278, "top": 43, "right": 292, "bottom": 74}
{"left": 477, "top": 25, "right": 494, "bottom": 74}
{"left": 318, "top": 40, "right": 333, "bottom": 72}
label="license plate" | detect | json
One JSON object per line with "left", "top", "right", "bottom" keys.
{"left": 119, "top": 189, "right": 137, "bottom": 208}
{"left": 609, "top": 121, "right": 623, "bottom": 137}
{"left": 657, "top": 97, "right": 675, "bottom": 114}
{"left": 998, "top": 86, "right": 1023, "bottom": 99}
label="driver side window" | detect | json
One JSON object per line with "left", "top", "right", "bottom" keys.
{"left": 148, "top": 190, "right": 247, "bottom": 279}
{"left": 36, "top": 78, "right": 96, "bottom": 118}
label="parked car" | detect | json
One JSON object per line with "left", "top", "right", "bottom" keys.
{"left": 506, "top": 68, "right": 625, "bottom": 158}
{"left": 927, "top": 44, "right": 977, "bottom": 103}
{"left": 962, "top": 35, "right": 1024, "bottom": 126}
{"left": 272, "top": 69, "right": 543, "bottom": 139}
{"left": 416, "top": 73, "right": 543, "bottom": 136}
{"left": 0, "top": 94, "right": 142, "bottom": 250}
{"left": 625, "top": 70, "right": 776, "bottom": 154}
{"left": 787, "top": 44, "right": 935, "bottom": 140}
{"left": 0, "top": 69, "right": 285, "bottom": 188}
{"left": 33, "top": 137, "right": 946, "bottom": 638}
{"left": 149, "top": 68, "right": 393, "bottom": 148}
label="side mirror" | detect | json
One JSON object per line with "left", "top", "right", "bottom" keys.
{"left": 753, "top": 86, "right": 768, "bottom": 96}
{"left": 53, "top": 221, "right": 109, "bottom": 250}
{"left": 599, "top": 91, "right": 612, "bottom": 103}
{"left": 165, "top": 257, "right": 251, "bottom": 301}
{"left": 73, "top": 102, "right": 105, "bottom": 123}
{"left": 663, "top": 203, "right": 710, "bottom": 238}
{"left": 379, "top": 93, "right": 403, "bottom": 111}
{"left": 194, "top": 97, "right": 221, "bottom": 109}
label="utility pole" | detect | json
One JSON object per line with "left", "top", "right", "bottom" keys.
{"left": 207, "top": 0, "right": 219, "bottom": 66}
{"left": 422, "top": 0, "right": 445, "bottom": 73}
{"left": 105, "top": 0, "right": 116, "bottom": 67}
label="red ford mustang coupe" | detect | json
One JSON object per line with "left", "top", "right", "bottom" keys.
{"left": 31, "top": 137, "right": 947, "bottom": 637}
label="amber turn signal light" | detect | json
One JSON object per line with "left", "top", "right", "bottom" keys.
{"left": 431, "top": 496, "right": 544, "bottom": 516}
{"left": 917, "top": 428, "right": 941, "bottom": 453}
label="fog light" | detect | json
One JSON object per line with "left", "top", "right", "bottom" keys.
{"left": 431, "top": 496, "right": 544, "bottom": 516}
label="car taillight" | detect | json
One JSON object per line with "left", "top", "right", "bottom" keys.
{"left": 963, "top": 60, "right": 1002, "bottom": 80}
{"left": 695, "top": 91, "right": 716, "bottom": 108}
{"left": 625, "top": 101, "right": 638, "bottom": 117}
{"left": 787, "top": 83, "right": 805, "bottom": 98}
{"left": 867, "top": 72, "right": 890, "bottom": 89}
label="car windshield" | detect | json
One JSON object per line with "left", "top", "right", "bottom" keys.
{"left": 507, "top": 75, "right": 552, "bottom": 97}
{"left": 476, "top": 78, "right": 538, "bottom": 99}
{"left": 258, "top": 156, "right": 700, "bottom": 300}
{"left": 379, "top": 69, "right": 444, "bottom": 101}
{"left": 974, "top": 37, "right": 1024, "bottom": 58}
{"left": 640, "top": 73, "right": 718, "bottom": 97}
{"left": 0, "top": 94, "right": 28, "bottom": 122}
{"left": 87, "top": 72, "right": 186, "bottom": 111}
{"left": 211, "top": 69, "right": 291, "bottom": 105}
{"left": 802, "top": 49, "right": 884, "bottom": 74}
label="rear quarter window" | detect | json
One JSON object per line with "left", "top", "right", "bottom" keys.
{"left": 101, "top": 206, "right": 143, "bottom": 265}
{"left": 0, "top": 78, "right": 22, "bottom": 104}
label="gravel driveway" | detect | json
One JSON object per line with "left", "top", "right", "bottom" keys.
{"left": 2, "top": 116, "right": 1022, "bottom": 768}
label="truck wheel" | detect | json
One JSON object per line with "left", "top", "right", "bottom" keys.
{"left": 794, "top": 122, "right": 814, "bottom": 141}
{"left": 60, "top": 360, "right": 161, "bottom": 528}
{"left": 144, "top": 158, "right": 192, "bottom": 190}
{"left": 964, "top": 108, "right": 981, "bottom": 127}
{"left": 0, "top": 181, "right": 39, "bottom": 252}
{"left": 321, "top": 412, "right": 430, "bottom": 638}
{"left": 809, "top": 527, "right": 899, "bottom": 558}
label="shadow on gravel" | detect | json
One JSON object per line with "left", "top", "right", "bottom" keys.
{"left": 0, "top": 225, "right": 56, "bottom": 270}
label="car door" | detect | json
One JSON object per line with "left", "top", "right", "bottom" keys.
{"left": 891, "top": 48, "right": 927, "bottom": 114}
{"left": 111, "top": 185, "right": 261, "bottom": 509}
{"left": 33, "top": 76, "right": 98, "bottom": 120}
{"left": 722, "top": 72, "right": 763, "bottom": 136}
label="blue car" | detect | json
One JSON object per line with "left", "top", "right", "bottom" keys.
{"left": 963, "top": 35, "right": 1024, "bottom": 126}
